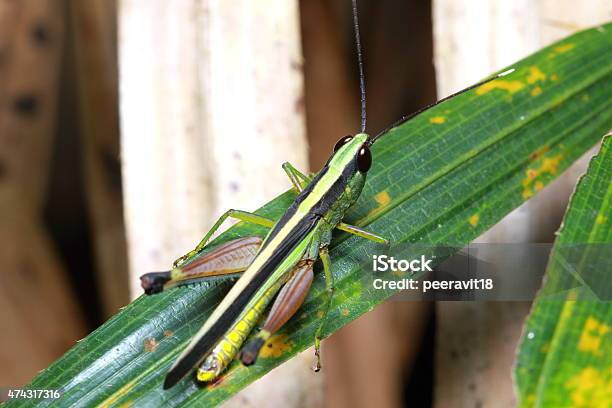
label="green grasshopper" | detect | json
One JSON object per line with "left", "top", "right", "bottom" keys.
{"left": 142, "top": 131, "right": 385, "bottom": 389}
{"left": 140, "top": 0, "right": 514, "bottom": 390}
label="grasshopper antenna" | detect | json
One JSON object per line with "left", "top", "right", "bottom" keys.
{"left": 352, "top": 0, "right": 367, "bottom": 134}
{"left": 368, "top": 68, "right": 516, "bottom": 145}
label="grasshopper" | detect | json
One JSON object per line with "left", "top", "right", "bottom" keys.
{"left": 140, "top": 0, "right": 514, "bottom": 389}
{"left": 142, "top": 131, "right": 385, "bottom": 389}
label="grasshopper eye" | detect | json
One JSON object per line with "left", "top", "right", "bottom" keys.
{"left": 334, "top": 135, "right": 353, "bottom": 152}
{"left": 357, "top": 146, "right": 372, "bottom": 172}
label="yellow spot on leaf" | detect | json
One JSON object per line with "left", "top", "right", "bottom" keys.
{"left": 476, "top": 79, "right": 524, "bottom": 95}
{"left": 582, "top": 94, "right": 590, "bottom": 102}
{"left": 367, "top": 191, "right": 392, "bottom": 218}
{"left": 164, "top": 330, "right": 173, "bottom": 337}
{"left": 541, "top": 342, "right": 550, "bottom": 353}
{"left": 260, "top": 334, "right": 293, "bottom": 358}
{"left": 555, "top": 43, "right": 575, "bottom": 54}
{"left": 565, "top": 367, "right": 612, "bottom": 408}
{"left": 522, "top": 169, "right": 538, "bottom": 187}
{"left": 551, "top": 74, "right": 559, "bottom": 81}
{"left": 521, "top": 154, "right": 563, "bottom": 200}
{"left": 469, "top": 214, "right": 480, "bottom": 227}
{"left": 144, "top": 337, "right": 158, "bottom": 352}
{"left": 375, "top": 191, "right": 391, "bottom": 206}
{"left": 317, "top": 310, "right": 325, "bottom": 318}
{"left": 527, "top": 66, "right": 547, "bottom": 84}
{"left": 341, "top": 308, "right": 350, "bottom": 317}
{"left": 531, "top": 86, "right": 542, "bottom": 96}
{"left": 578, "top": 317, "right": 610, "bottom": 355}
{"left": 596, "top": 214, "right": 607, "bottom": 225}
{"left": 541, "top": 155, "right": 562, "bottom": 175}
{"left": 118, "top": 402, "right": 133, "bottom": 408}
{"left": 430, "top": 116, "right": 446, "bottom": 124}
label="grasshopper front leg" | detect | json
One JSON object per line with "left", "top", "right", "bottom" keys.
{"left": 284, "top": 162, "right": 388, "bottom": 246}
{"left": 336, "top": 222, "right": 389, "bottom": 245}
{"left": 282, "top": 161, "right": 311, "bottom": 192}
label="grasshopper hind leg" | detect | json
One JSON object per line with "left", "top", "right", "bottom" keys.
{"left": 239, "top": 259, "right": 315, "bottom": 366}
{"left": 140, "top": 271, "right": 172, "bottom": 295}
{"left": 140, "top": 236, "right": 263, "bottom": 294}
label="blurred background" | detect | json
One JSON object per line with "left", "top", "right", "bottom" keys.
{"left": 0, "top": 0, "right": 609, "bottom": 407}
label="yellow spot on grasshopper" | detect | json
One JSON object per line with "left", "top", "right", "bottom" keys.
{"left": 565, "top": 367, "right": 612, "bottom": 407}
{"left": 143, "top": 337, "right": 159, "bottom": 352}
{"left": 554, "top": 43, "right": 575, "bottom": 54}
{"left": 236, "top": 320, "right": 249, "bottom": 332}
{"left": 531, "top": 86, "right": 542, "bottom": 96}
{"left": 469, "top": 214, "right": 480, "bottom": 227}
{"left": 476, "top": 80, "right": 524, "bottom": 95}
{"left": 596, "top": 214, "right": 606, "bottom": 225}
{"left": 222, "top": 341, "right": 235, "bottom": 355}
{"left": 430, "top": 116, "right": 446, "bottom": 124}
{"left": 578, "top": 317, "right": 610, "bottom": 355}
{"left": 260, "top": 334, "right": 293, "bottom": 358}
{"left": 197, "top": 369, "right": 217, "bottom": 383}
{"left": 527, "top": 66, "right": 546, "bottom": 84}
{"left": 228, "top": 330, "right": 241, "bottom": 344}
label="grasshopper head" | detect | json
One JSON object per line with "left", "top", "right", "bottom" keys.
{"left": 331, "top": 133, "right": 372, "bottom": 174}
{"left": 325, "top": 133, "right": 372, "bottom": 211}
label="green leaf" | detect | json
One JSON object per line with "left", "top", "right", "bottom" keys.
{"left": 514, "top": 136, "right": 611, "bottom": 408}
{"left": 12, "top": 24, "right": 611, "bottom": 408}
